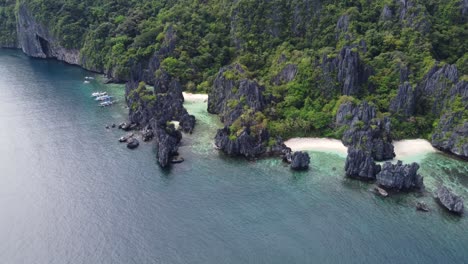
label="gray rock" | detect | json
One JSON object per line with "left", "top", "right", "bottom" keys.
{"left": 16, "top": 4, "right": 81, "bottom": 65}
{"left": 345, "top": 148, "right": 381, "bottom": 180}
{"left": 376, "top": 161, "right": 424, "bottom": 191}
{"left": 290, "top": 152, "right": 310, "bottom": 171}
{"left": 272, "top": 64, "right": 298, "bottom": 85}
{"left": 321, "top": 45, "right": 372, "bottom": 97}
{"left": 436, "top": 186, "right": 464, "bottom": 215}
{"left": 380, "top": 5, "right": 393, "bottom": 21}
{"left": 390, "top": 82, "right": 416, "bottom": 117}
{"left": 336, "top": 101, "right": 395, "bottom": 161}
{"left": 335, "top": 14, "right": 350, "bottom": 40}
{"left": 153, "top": 124, "right": 182, "bottom": 168}
{"left": 126, "top": 138, "right": 140, "bottom": 149}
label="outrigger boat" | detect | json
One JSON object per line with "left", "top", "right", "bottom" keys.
{"left": 91, "top": 92, "right": 107, "bottom": 97}
{"left": 95, "top": 95, "right": 113, "bottom": 101}
{"left": 374, "top": 186, "right": 389, "bottom": 197}
{"left": 99, "top": 101, "right": 114, "bottom": 107}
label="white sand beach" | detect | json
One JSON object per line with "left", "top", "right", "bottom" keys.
{"left": 183, "top": 92, "right": 208, "bottom": 102}
{"left": 284, "top": 138, "right": 347, "bottom": 154}
{"left": 284, "top": 137, "right": 438, "bottom": 159}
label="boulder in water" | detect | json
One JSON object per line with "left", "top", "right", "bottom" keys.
{"left": 376, "top": 161, "right": 424, "bottom": 191}
{"left": 290, "top": 151, "right": 310, "bottom": 171}
{"left": 127, "top": 138, "right": 139, "bottom": 149}
{"left": 436, "top": 186, "right": 464, "bottom": 215}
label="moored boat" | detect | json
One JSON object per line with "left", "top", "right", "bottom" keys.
{"left": 374, "top": 186, "right": 389, "bottom": 197}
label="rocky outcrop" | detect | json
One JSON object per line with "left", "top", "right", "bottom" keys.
{"left": 126, "top": 138, "right": 140, "bottom": 149}
{"left": 380, "top": 5, "right": 393, "bottom": 21}
{"left": 427, "top": 66, "right": 468, "bottom": 159}
{"left": 397, "top": 0, "right": 431, "bottom": 34}
{"left": 335, "top": 14, "right": 350, "bottom": 40}
{"left": 209, "top": 63, "right": 287, "bottom": 159}
{"left": 432, "top": 112, "right": 468, "bottom": 159}
{"left": 153, "top": 124, "right": 182, "bottom": 168}
{"left": 208, "top": 63, "right": 266, "bottom": 122}
{"left": 125, "top": 79, "right": 195, "bottom": 133}
{"left": 417, "top": 64, "right": 459, "bottom": 115}
{"left": 390, "top": 82, "right": 416, "bottom": 117}
{"left": 272, "top": 64, "right": 298, "bottom": 85}
{"left": 16, "top": 4, "right": 80, "bottom": 65}
{"left": 436, "top": 186, "right": 464, "bottom": 215}
{"left": 345, "top": 148, "right": 381, "bottom": 180}
{"left": 321, "top": 46, "right": 372, "bottom": 96}
{"left": 336, "top": 101, "right": 395, "bottom": 161}
{"left": 214, "top": 126, "right": 269, "bottom": 158}
{"left": 290, "top": 152, "right": 310, "bottom": 171}
{"left": 376, "top": 161, "right": 424, "bottom": 192}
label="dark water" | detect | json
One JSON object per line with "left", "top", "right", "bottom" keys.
{"left": 0, "top": 50, "right": 467, "bottom": 264}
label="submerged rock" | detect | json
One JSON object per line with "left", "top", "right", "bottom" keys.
{"left": 416, "top": 201, "right": 430, "bottom": 212}
{"left": 290, "top": 152, "right": 310, "bottom": 171}
{"left": 436, "top": 186, "right": 464, "bottom": 215}
{"left": 376, "top": 161, "right": 424, "bottom": 191}
{"left": 345, "top": 148, "right": 381, "bottom": 180}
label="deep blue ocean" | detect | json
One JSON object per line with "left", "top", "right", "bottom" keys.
{"left": 0, "top": 50, "right": 467, "bottom": 263}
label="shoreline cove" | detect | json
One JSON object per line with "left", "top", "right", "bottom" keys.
{"left": 284, "top": 138, "right": 438, "bottom": 160}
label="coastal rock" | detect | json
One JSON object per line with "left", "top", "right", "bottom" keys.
{"left": 345, "top": 148, "right": 381, "bottom": 180}
{"left": 431, "top": 80, "right": 468, "bottom": 159}
{"left": 142, "top": 129, "right": 154, "bottom": 142}
{"left": 390, "top": 82, "right": 416, "bottom": 117}
{"left": 290, "top": 152, "right": 310, "bottom": 171}
{"left": 16, "top": 4, "right": 80, "bottom": 65}
{"left": 214, "top": 126, "right": 268, "bottom": 159}
{"left": 209, "top": 63, "right": 282, "bottom": 159}
{"left": 436, "top": 186, "right": 464, "bottom": 215}
{"left": 154, "top": 123, "right": 182, "bottom": 168}
{"left": 376, "top": 161, "right": 424, "bottom": 191}
{"left": 126, "top": 138, "right": 140, "bottom": 149}
{"left": 337, "top": 101, "right": 395, "bottom": 161}
{"left": 125, "top": 80, "right": 195, "bottom": 133}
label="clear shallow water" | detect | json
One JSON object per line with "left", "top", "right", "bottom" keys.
{"left": 0, "top": 50, "right": 467, "bottom": 263}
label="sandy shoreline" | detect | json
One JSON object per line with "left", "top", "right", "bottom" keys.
{"left": 183, "top": 92, "right": 208, "bottom": 102}
{"left": 284, "top": 137, "right": 438, "bottom": 159}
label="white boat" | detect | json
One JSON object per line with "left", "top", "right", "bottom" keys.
{"left": 99, "top": 101, "right": 114, "bottom": 107}
{"left": 91, "top": 92, "right": 107, "bottom": 97}
{"left": 95, "top": 95, "right": 112, "bottom": 101}
{"left": 84, "top": 80, "right": 90, "bottom": 84}
{"left": 85, "top": 76, "right": 95, "bottom": 80}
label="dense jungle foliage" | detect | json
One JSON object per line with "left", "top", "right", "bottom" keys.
{"left": 1, "top": 0, "right": 467, "bottom": 139}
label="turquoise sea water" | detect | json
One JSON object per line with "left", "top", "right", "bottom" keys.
{"left": 0, "top": 50, "right": 467, "bottom": 263}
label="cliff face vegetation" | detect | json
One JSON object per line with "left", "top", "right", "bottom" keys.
{"left": 1, "top": 0, "right": 467, "bottom": 158}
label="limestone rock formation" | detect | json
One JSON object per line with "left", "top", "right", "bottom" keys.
{"left": 376, "top": 161, "right": 424, "bottom": 191}
{"left": 390, "top": 82, "right": 416, "bottom": 117}
{"left": 336, "top": 101, "right": 395, "bottom": 161}
{"left": 290, "top": 152, "right": 310, "bottom": 171}
{"left": 436, "top": 186, "right": 464, "bottom": 215}
{"left": 345, "top": 148, "right": 381, "bottom": 180}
